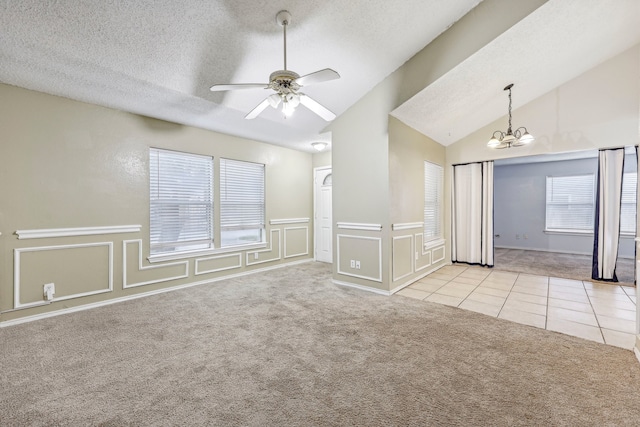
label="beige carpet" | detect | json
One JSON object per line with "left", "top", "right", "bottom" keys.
{"left": 2, "top": 262, "right": 640, "bottom": 426}
{"left": 494, "top": 248, "right": 635, "bottom": 285}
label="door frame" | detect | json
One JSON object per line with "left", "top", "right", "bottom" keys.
{"left": 313, "top": 166, "right": 332, "bottom": 263}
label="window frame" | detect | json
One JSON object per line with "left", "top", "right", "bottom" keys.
{"left": 544, "top": 173, "right": 596, "bottom": 234}
{"left": 424, "top": 161, "right": 444, "bottom": 247}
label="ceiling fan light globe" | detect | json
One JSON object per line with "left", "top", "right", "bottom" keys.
{"left": 282, "top": 101, "right": 296, "bottom": 117}
{"left": 268, "top": 94, "right": 282, "bottom": 108}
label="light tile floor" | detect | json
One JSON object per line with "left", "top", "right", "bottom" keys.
{"left": 397, "top": 264, "right": 637, "bottom": 350}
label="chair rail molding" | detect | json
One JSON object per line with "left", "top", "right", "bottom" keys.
{"left": 16, "top": 225, "right": 141, "bottom": 240}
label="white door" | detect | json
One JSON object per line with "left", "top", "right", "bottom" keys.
{"left": 314, "top": 167, "right": 333, "bottom": 263}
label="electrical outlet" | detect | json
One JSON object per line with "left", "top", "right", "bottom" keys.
{"left": 415, "top": 251, "right": 418, "bottom": 261}
{"left": 254, "top": 253, "right": 259, "bottom": 260}
{"left": 355, "top": 260, "right": 361, "bottom": 270}
{"left": 43, "top": 283, "right": 55, "bottom": 301}
{"left": 516, "top": 234, "right": 520, "bottom": 240}
{"left": 350, "top": 260, "right": 355, "bottom": 268}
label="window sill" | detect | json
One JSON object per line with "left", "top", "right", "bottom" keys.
{"left": 424, "top": 238, "right": 445, "bottom": 251}
{"left": 148, "top": 242, "right": 267, "bottom": 263}
{"left": 544, "top": 230, "right": 636, "bottom": 239}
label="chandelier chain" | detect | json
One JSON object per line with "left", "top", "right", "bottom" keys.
{"left": 507, "top": 86, "right": 512, "bottom": 134}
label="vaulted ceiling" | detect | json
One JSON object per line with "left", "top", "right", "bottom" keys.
{"left": 1, "top": 1, "right": 638, "bottom": 153}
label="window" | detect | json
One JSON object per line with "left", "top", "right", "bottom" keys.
{"left": 149, "top": 148, "right": 214, "bottom": 254}
{"left": 545, "top": 174, "right": 595, "bottom": 233}
{"left": 220, "top": 158, "right": 265, "bottom": 247}
{"left": 620, "top": 172, "right": 637, "bottom": 235}
{"left": 424, "top": 161, "right": 443, "bottom": 244}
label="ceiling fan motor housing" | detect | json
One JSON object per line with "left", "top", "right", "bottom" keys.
{"left": 269, "top": 70, "right": 300, "bottom": 94}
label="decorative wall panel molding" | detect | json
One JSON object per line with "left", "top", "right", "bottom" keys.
{"left": 283, "top": 226, "right": 309, "bottom": 259}
{"left": 336, "top": 234, "right": 383, "bottom": 282}
{"left": 270, "top": 218, "right": 310, "bottom": 225}
{"left": 14, "top": 242, "right": 113, "bottom": 309}
{"left": 392, "top": 235, "right": 414, "bottom": 282}
{"left": 16, "top": 225, "right": 141, "bottom": 240}
{"left": 415, "top": 233, "right": 432, "bottom": 272}
{"left": 392, "top": 222, "right": 423, "bottom": 231}
{"left": 122, "top": 240, "right": 188, "bottom": 289}
{"left": 246, "top": 229, "right": 282, "bottom": 266}
{"left": 195, "top": 253, "right": 242, "bottom": 276}
{"left": 336, "top": 222, "right": 383, "bottom": 231}
{"left": 432, "top": 246, "right": 446, "bottom": 264}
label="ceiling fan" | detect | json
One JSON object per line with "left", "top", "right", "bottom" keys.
{"left": 209, "top": 10, "right": 340, "bottom": 121}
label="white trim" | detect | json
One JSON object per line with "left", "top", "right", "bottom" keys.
{"left": 392, "top": 235, "right": 414, "bottom": 282}
{"left": 270, "top": 218, "right": 310, "bottom": 225}
{"left": 246, "top": 229, "right": 282, "bottom": 266}
{"left": 284, "top": 226, "right": 309, "bottom": 259}
{"left": 14, "top": 242, "right": 113, "bottom": 309}
{"left": 634, "top": 345, "right": 640, "bottom": 366}
{"left": 148, "top": 242, "right": 267, "bottom": 263}
{"left": 432, "top": 246, "right": 446, "bottom": 264}
{"left": 336, "top": 234, "right": 383, "bottom": 282}
{"left": 390, "top": 263, "right": 448, "bottom": 294}
{"left": 424, "top": 238, "right": 446, "bottom": 251}
{"left": 0, "top": 259, "right": 313, "bottom": 328}
{"left": 414, "top": 234, "right": 432, "bottom": 272}
{"left": 195, "top": 253, "right": 242, "bottom": 275}
{"left": 332, "top": 279, "right": 390, "bottom": 296}
{"left": 392, "top": 222, "right": 423, "bottom": 231}
{"left": 15, "top": 225, "right": 141, "bottom": 240}
{"left": 123, "top": 240, "right": 189, "bottom": 289}
{"left": 336, "top": 222, "right": 382, "bottom": 231}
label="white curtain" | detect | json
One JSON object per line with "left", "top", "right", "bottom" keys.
{"left": 592, "top": 148, "right": 625, "bottom": 281}
{"left": 452, "top": 161, "right": 494, "bottom": 266}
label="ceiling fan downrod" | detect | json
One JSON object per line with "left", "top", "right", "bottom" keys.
{"left": 276, "top": 10, "right": 291, "bottom": 71}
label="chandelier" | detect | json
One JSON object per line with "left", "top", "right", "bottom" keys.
{"left": 487, "top": 83, "right": 534, "bottom": 149}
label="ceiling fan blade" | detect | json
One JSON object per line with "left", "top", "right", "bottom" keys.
{"left": 299, "top": 94, "right": 336, "bottom": 121}
{"left": 210, "top": 83, "right": 268, "bottom": 92}
{"left": 244, "top": 98, "right": 271, "bottom": 120}
{"left": 295, "top": 68, "right": 340, "bottom": 87}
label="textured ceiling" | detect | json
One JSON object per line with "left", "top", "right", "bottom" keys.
{"left": 391, "top": 0, "right": 640, "bottom": 146}
{"left": 0, "top": 0, "right": 481, "bottom": 152}
{"left": 3, "top": 1, "right": 637, "bottom": 153}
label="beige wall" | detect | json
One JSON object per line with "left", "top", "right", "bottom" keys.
{"left": 312, "top": 150, "right": 331, "bottom": 169}
{"left": 326, "top": 0, "right": 547, "bottom": 293}
{"left": 0, "top": 84, "right": 314, "bottom": 323}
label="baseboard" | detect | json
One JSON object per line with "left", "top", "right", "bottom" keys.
{"left": 495, "top": 245, "right": 634, "bottom": 260}
{"left": 0, "top": 258, "right": 313, "bottom": 328}
{"left": 389, "top": 263, "right": 450, "bottom": 295}
{"left": 332, "top": 279, "right": 391, "bottom": 296}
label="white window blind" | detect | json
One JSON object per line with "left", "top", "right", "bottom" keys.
{"left": 424, "top": 161, "right": 443, "bottom": 244}
{"left": 545, "top": 174, "right": 595, "bottom": 232}
{"left": 220, "top": 158, "right": 265, "bottom": 247}
{"left": 149, "top": 148, "right": 214, "bottom": 254}
{"left": 620, "top": 172, "right": 637, "bottom": 235}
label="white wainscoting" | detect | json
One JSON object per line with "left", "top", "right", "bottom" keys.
{"left": 246, "top": 229, "right": 282, "bottom": 266}
{"left": 392, "top": 222, "right": 423, "bottom": 231}
{"left": 14, "top": 242, "right": 114, "bottom": 309}
{"left": 336, "top": 234, "right": 383, "bottom": 282}
{"left": 283, "top": 226, "right": 309, "bottom": 259}
{"left": 392, "top": 235, "right": 414, "bottom": 282}
{"left": 270, "top": 218, "right": 310, "bottom": 225}
{"left": 122, "top": 240, "right": 189, "bottom": 289}
{"left": 194, "top": 253, "right": 242, "bottom": 276}
{"left": 336, "top": 222, "right": 383, "bottom": 231}
{"left": 15, "top": 225, "right": 141, "bottom": 240}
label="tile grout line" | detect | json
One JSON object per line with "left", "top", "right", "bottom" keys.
{"left": 583, "top": 279, "right": 607, "bottom": 344}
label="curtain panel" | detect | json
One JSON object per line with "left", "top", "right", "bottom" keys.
{"left": 452, "top": 161, "right": 494, "bottom": 267}
{"left": 591, "top": 148, "right": 625, "bottom": 281}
